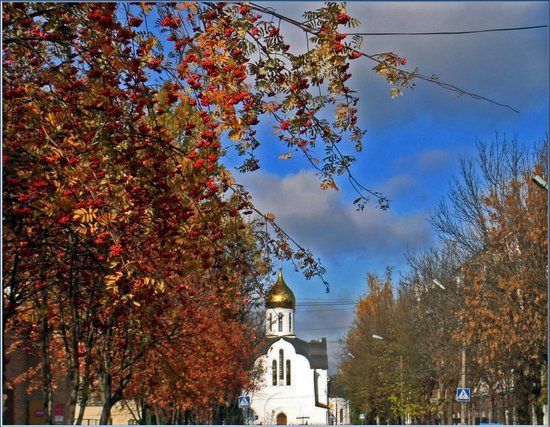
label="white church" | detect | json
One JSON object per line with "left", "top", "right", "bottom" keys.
{"left": 250, "top": 271, "right": 330, "bottom": 425}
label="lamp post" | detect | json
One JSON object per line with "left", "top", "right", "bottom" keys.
{"left": 434, "top": 278, "right": 467, "bottom": 425}
{"left": 460, "top": 345, "right": 467, "bottom": 425}
{"left": 528, "top": 175, "right": 547, "bottom": 424}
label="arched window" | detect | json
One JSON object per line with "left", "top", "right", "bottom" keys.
{"left": 286, "top": 360, "right": 291, "bottom": 385}
{"left": 289, "top": 313, "right": 292, "bottom": 332}
{"left": 278, "top": 313, "right": 283, "bottom": 332}
{"left": 272, "top": 360, "right": 277, "bottom": 385}
{"left": 279, "top": 350, "right": 284, "bottom": 380}
{"left": 269, "top": 313, "right": 273, "bottom": 332}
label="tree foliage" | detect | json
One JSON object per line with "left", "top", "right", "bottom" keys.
{"left": 339, "top": 136, "right": 547, "bottom": 425}
{"left": 3, "top": 2, "right": 415, "bottom": 424}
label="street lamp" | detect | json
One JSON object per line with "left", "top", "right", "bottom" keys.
{"left": 433, "top": 279, "right": 446, "bottom": 290}
{"left": 532, "top": 175, "right": 548, "bottom": 191}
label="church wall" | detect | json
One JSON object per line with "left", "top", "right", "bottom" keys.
{"left": 250, "top": 339, "right": 328, "bottom": 425}
{"left": 266, "top": 308, "right": 294, "bottom": 337}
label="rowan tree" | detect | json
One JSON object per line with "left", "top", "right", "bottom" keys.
{"left": 3, "top": 1, "right": 415, "bottom": 424}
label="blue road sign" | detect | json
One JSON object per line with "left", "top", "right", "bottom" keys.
{"left": 238, "top": 396, "right": 251, "bottom": 408}
{"left": 456, "top": 387, "right": 471, "bottom": 402}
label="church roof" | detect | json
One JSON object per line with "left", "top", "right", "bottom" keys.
{"left": 261, "top": 336, "right": 328, "bottom": 370}
{"left": 266, "top": 270, "right": 296, "bottom": 309}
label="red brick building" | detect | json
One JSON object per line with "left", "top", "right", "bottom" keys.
{"left": 3, "top": 335, "right": 72, "bottom": 425}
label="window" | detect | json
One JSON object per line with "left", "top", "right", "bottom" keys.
{"left": 279, "top": 350, "right": 284, "bottom": 380}
{"left": 286, "top": 360, "right": 291, "bottom": 385}
{"left": 269, "top": 313, "right": 273, "bottom": 332}
{"left": 272, "top": 360, "right": 277, "bottom": 385}
{"left": 278, "top": 313, "right": 283, "bottom": 332}
{"left": 289, "top": 313, "right": 292, "bottom": 332}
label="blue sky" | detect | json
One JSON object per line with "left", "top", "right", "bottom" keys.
{"left": 230, "top": 1, "right": 548, "bottom": 372}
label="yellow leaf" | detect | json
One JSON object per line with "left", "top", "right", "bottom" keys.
{"left": 228, "top": 128, "right": 243, "bottom": 141}
{"left": 320, "top": 180, "right": 339, "bottom": 191}
{"left": 75, "top": 225, "right": 88, "bottom": 235}
{"left": 45, "top": 112, "right": 63, "bottom": 128}
{"left": 28, "top": 102, "right": 40, "bottom": 115}
{"left": 156, "top": 281, "right": 165, "bottom": 293}
{"left": 64, "top": 134, "right": 81, "bottom": 147}
{"left": 177, "top": 2, "right": 198, "bottom": 11}
{"left": 105, "top": 272, "right": 123, "bottom": 285}
{"left": 278, "top": 153, "right": 293, "bottom": 160}
{"left": 40, "top": 201, "right": 56, "bottom": 217}
{"left": 139, "top": 2, "right": 153, "bottom": 13}
{"left": 73, "top": 208, "right": 98, "bottom": 223}
{"left": 390, "top": 87, "right": 402, "bottom": 99}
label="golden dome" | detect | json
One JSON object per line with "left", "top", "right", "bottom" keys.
{"left": 266, "top": 270, "right": 296, "bottom": 309}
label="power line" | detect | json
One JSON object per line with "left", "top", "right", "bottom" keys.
{"left": 298, "top": 308, "right": 355, "bottom": 313}
{"left": 298, "top": 304, "right": 355, "bottom": 308}
{"left": 300, "top": 326, "right": 351, "bottom": 331}
{"left": 249, "top": 2, "right": 521, "bottom": 113}
{"left": 349, "top": 25, "right": 548, "bottom": 36}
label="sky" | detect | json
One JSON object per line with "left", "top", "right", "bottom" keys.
{"left": 230, "top": 1, "right": 549, "bottom": 372}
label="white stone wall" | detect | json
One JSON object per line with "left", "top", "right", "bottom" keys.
{"left": 266, "top": 307, "right": 295, "bottom": 337}
{"left": 250, "top": 339, "right": 328, "bottom": 425}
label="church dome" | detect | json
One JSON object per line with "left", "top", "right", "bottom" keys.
{"left": 266, "top": 270, "right": 296, "bottom": 309}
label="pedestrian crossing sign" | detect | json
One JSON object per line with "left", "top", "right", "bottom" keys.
{"left": 238, "top": 396, "right": 251, "bottom": 408}
{"left": 456, "top": 387, "right": 470, "bottom": 402}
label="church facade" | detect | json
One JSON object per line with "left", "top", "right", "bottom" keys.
{"left": 250, "top": 271, "right": 329, "bottom": 425}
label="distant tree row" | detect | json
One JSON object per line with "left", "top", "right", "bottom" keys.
{"left": 338, "top": 135, "right": 548, "bottom": 425}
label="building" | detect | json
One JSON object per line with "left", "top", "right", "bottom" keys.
{"left": 328, "top": 397, "right": 351, "bottom": 425}
{"left": 3, "top": 334, "right": 72, "bottom": 425}
{"left": 250, "top": 271, "right": 329, "bottom": 425}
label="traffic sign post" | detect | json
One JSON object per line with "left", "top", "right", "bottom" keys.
{"left": 238, "top": 396, "right": 251, "bottom": 425}
{"left": 456, "top": 388, "right": 471, "bottom": 402}
{"left": 238, "top": 396, "right": 251, "bottom": 408}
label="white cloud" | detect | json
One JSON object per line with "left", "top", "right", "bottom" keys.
{"left": 392, "top": 149, "right": 453, "bottom": 175}
{"left": 272, "top": 1, "right": 548, "bottom": 130}
{"left": 240, "top": 170, "right": 432, "bottom": 257}
{"left": 379, "top": 174, "right": 418, "bottom": 197}
{"left": 415, "top": 149, "right": 452, "bottom": 172}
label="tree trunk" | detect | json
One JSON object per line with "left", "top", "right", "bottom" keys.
{"left": 488, "top": 387, "right": 494, "bottom": 423}
{"left": 99, "top": 327, "right": 113, "bottom": 425}
{"left": 100, "top": 399, "right": 112, "bottom": 425}
{"left": 154, "top": 404, "right": 161, "bottom": 425}
{"left": 41, "top": 310, "right": 53, "bottom": 425}
{"left": 445, "top": 388, "right": 453, "bottom": 425}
